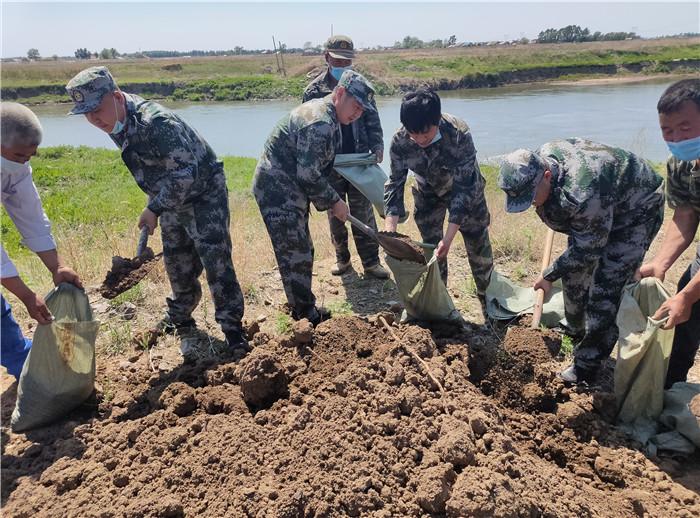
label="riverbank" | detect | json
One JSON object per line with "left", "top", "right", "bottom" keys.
{"left": 2, "top": 38, "right": 698, "bottom": 105}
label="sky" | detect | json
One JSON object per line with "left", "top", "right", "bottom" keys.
{"left": 2, "top": 1, "right": 698, "bottom": 58}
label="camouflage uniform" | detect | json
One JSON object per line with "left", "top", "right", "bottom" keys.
{"left": 384, "top": 113, "right": 494, "bottom": 294}
{"left": 253, "top": 71, "right": 376, "bottom": 319}
{"left": 500, "top": 138, "right": 665, "bottom": 373}
{"left": 66, "top": 68, "right": 244, "bottom": 334}
{"left": 303, "top": 69, "right": 383, "bottom": 269}
{"left": 664, "top": 157, "right": 700, "bottom": 387}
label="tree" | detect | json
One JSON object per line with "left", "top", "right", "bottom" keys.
{"left": 303, "top": 41, "right": 313, "bottom": 50}
{"left": 27, "top": 48, "right": 40, "bottom": 60}
{"left": 75, "top": 48, "right": 91, "bottom": 59}
{"left": 99, "top": 48, "right": 119, "bottom": 59}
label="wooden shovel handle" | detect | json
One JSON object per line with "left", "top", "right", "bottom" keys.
{"left": 531, "top": 228, "right": 555, "bottom": 329}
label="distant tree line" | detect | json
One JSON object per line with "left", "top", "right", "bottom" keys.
{"left": 393, "top": 35, "right": 458, "bottom": 49}
{"left": 537, "top": 25, "right": 639, "bottom": 44}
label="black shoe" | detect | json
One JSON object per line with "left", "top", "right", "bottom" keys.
{"left": 155, "top": 317, "right": 196, "bottom": 336}
{"left": 225, "top": 327, "right": 251, "bottom": 352}
{"left": 292, "top": 306, "right": 331, "bottom": 327}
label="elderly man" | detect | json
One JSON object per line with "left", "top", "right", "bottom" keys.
{"left": 384, "top": 88, "right": 494, "bottom": 314}
{"left": 1, "top": 102, "right": 82, "bottom": 379}
{"left": 498, "top": 138, "right": 665, "bottom": 384}
{"left": 65, "top": 66, "right": 247, "bottom": 351}
{"left": 303, "top": 35, "right": 388, "bottom": 279}
{"left": 637, "top": 78, "right": 700, "bottom": 388}
{"left": 254, "top": 70, "right": 375, "bottom": 326}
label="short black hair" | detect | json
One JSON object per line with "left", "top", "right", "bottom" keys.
{"left": 657, "top": 79, "right": 700, "bottom": 114}
{"left": 400, "top": 88, "right": 441, "bottom": 133}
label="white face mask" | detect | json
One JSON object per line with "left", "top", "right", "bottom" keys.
{"left": 1, "top": 156, "right": 32, "bottom": 176}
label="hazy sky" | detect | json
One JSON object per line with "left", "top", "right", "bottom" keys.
{"left": 2, "top": 1, "right": 698, "bottom": 58}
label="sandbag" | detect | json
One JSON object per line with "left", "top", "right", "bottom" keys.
{"left": 657, "top": 382, "right": 700, "bottom": 449}
{"left": 384, "top": 253, "right": 463, "bottom": 324}
{"left": 333, "top": 153, "right": 407, "bottom": 223}
{"left": 11, "top": 283, "right": 99, "bottom": 432}
{"left": 614, "top": 278, "right": 674, "bottom": 425}
{"left": 485, "top": 270, "right": 566, "bottom": 327}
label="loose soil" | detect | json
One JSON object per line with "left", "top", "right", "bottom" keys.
{"left": 2, "top": 314, "right": 699, "bottom": 517}
{"left": 377, "top": 231, "right": 426, "bottom": 264}
{"left": 100, "top": 249, "right": 162, "bottom": 300}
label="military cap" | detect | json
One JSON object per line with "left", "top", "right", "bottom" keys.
{"left": 338, "top": 70, "right": 376, "bottom": 113}
{"left": 65, "top": 66, "right": 118, "bottom": 115}
{"left": 497, "top": 149, "right": 548, "bottom": 213}
{"left": 325, "top": 35, "right": 355, "bottom": 60}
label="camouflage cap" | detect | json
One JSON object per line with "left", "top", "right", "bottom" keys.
{"left": 325, "top": 35, "right": 355, "bottom": 60}
{"left": 497, "top": 149, "right": 547, "bottom": 213}
{"left": 65, "top": 66, "right": 118, "bottom": 115}
{"left": 338, "top": 70, "right": 376, "bottom": 112}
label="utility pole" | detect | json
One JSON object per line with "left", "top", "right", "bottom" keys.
{"left": 271, "top": 36, "right": 282, "bottom": 75}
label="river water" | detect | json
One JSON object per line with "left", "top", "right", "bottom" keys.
{"left": 31, "top": 78, "right": 675, "bottom": 163}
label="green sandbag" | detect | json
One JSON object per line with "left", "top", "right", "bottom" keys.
{"left": 333, "top": 153, "right": 407, "bottom": 223}
{"left": 11, "top": 283, "right": 99, "bottom": 432}
{"left": 384, "top": 253, "right": 463, "bottom": 324}
{"left": 657, "top": 382, "right": 700, "bottom": 450}
{"left": 614, "top": 278, "right": 674, "bottom": 425}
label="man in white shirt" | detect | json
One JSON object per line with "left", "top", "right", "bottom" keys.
{"left": 1, "top": 102, "right": 82, "bottom": 379}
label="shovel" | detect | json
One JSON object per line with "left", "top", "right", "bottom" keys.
{"left": 531, "top": 228, "right": 556, "bottom": 329}
{"left": 346, "top": 213, "right": 433, "bottom": 264}
{"left": 100, "top": 226, "right": 163, "bottom": 299}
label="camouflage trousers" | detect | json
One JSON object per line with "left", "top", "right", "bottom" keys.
{"left": 568, "top": 207, "right": 663, "bottom": 371}
{"left": 159, "top": 173, "right": 244, "bottom": 333}
{"left": 327, "top": 171, "right": 380, "bottom": 268}
{"left": 412, "top": 185, "right": 494, "bottom": 295}
{"left": 665, "top": 243, "right": 700, "bottom": 388}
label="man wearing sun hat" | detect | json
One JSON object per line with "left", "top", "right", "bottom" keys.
{"left": 254, "top": 69, "right": 376, "bottom": 326}
{"left": 65, "top": 66, "right": 248, "bottom": 353}
{"left": 303, "top": 35, "right": 387, "bottom": 280}
{"left": 498, "top": 138, "right": 665, "bottom": 384}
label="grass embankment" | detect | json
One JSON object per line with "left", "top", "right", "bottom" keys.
{"left": 3, "top": 38, "right": 699, "bottom": 103}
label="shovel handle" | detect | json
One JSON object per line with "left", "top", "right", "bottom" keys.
{"left": 136, "top": 226, "right": 150, "bottom": 257}
{"left": 531, "top": 228, "right": 555, "bottom": 329}
{"left": 346, "top": 213, "right": 378, "bottom": 241}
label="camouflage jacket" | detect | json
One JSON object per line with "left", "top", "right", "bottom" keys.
{"left": 110, "top": 94, "right": 223, "bottom": 215}
{"left": 385, "top": 113, "right": 484, "bottom": 225}
{"left": 666, "top": 156, "right": 700, "bottom": 217}
{"left": 253, "top": 96, "right": 342, "bottom": 212}
{"left": 302, "top": 69, "right": 383, "bottom": 154}
{"left": 536, "top": 138, "right": 664, "bottom": 282}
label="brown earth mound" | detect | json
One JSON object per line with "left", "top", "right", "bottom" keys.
{"left": 100, "top": 249, "right": 162, "bottom": 300}
{"left": 2, "top": 316, "right": 699, "bottom": 517}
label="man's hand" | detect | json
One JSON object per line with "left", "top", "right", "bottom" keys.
{"left": 534, "top": 274, "right": 553, "bottom": 301}
{"left": 374, "top": 149, "right": 384, "bottom": 164}
{"left": 138, "top": 207, "right": 159, "bottom": 235}
{"left": 330, "top": 199, "right": 349, "bottom": 222}
{"left": 435, "top": 239, "right": 452, "bottom": 260}
{"left": 635, "top": 261, "right": 666, "bottom": 282}
{"left": 21, "top": 291, "right": 53, "bottom": 325}
{"left": 654, "top": 292, "right": 692, "bottom": 329}
{"left": 53, "top": 266, "right": 83, "bottom": 289}
{"left": 384, "top": 215, "right": 399, "bottom": 233}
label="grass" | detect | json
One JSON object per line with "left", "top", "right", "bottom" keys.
{"left": 275, "top": 312, "right": 293, "bottom": 335}
{"left": 327, "top": 300, "right": 353, "bottom": 316}
{"left": 2, "top": 38, "right": 698, "bottom": 103}
{"left": 560, "top": 335, "right": 575, "bottom": 356}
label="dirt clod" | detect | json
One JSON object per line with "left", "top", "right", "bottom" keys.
{"left": 239, "top": 351, "right": 289, "bottom": 409}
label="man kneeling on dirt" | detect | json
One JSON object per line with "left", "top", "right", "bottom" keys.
{"left": 498, "top": 139, "right": 665, "bottom": 385}
{"left": 637, "top": 78, "right": 700, "bottom": 388}
{"left": 302, "top": 35, "right": 389, "bottom": 280}
{"left": 1, "top": 102, "right": 83, "bottom": 379}
{"left": 65, "top": 67, "right": 248, "bottom": 352}
{"left": 384, "top": 88, "right": 494, "bottom": 314}
{"left": 253, "top": 70, "right": 375, "bottom": 326}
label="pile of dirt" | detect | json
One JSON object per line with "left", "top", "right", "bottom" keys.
{"left": 100, "top": 249, "right": 162, "bottom": 300}
{"left": 2, "top": 316, "right": 699, "bottom": 517}
{"left": 377, "top": 231, "right": 426, "bottom": 264}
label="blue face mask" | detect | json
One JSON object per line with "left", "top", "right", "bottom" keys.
{"left": 330, "top": 65, "right": 351, "bottom": 82}
{"left": 110, "top": 96, "right": 125, "bottom": 135}
{"left": 667, "top": 135, "right": 700, "bottom": 162}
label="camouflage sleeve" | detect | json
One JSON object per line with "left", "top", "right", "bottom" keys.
{"left": 543, "top": 197, "right": 614, "bottom": 282}
{"left": 384, "top": 135, "right": 409, "bottom": 219}
{"left": 146, "top": 117, "right": 198, "bottom": 215}
{"left": 665, "top": 157, "right": 691, "bottom": 210}
{"left": 448, "top": 130, "right": 485, "bottom": 225}
{"left": 363, "top": 98, "right": 384, "bottom": 153}
{"left": 296, "top": 122, "right": 341, "bottom": 211}
{"left": 301, "top": 84, "right": 316, "bottom": 103}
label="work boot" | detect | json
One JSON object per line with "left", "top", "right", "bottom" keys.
{"left": 364, "top": 263, "right": 390, "bottom": 279}
{"left": 331, "top": 260, "right": 352, "bottom": 276}
{"left": 558, "top": 363, "right": 598, "bottom": 386}
{"left": 225, "top": 326, "right": 251, "bottom": 354}
{"left": 293, "top": 306, "right": 331, "bottom": 327}
{"left": 156, "top": 316, "right": 197, "bottom": 336}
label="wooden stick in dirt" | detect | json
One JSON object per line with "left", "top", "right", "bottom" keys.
{"left": 532, "top": 228, "right": 556, "bottom": 329}
{"left": 378, "top": 316, "right": 448, "bottom": 402}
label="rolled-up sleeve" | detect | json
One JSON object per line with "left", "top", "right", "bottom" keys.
{"left": 2, "top": 170, "right": 56, "bottom": 253}
{"left": 1, "top": 245, "right": 19, "bottom": 279}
